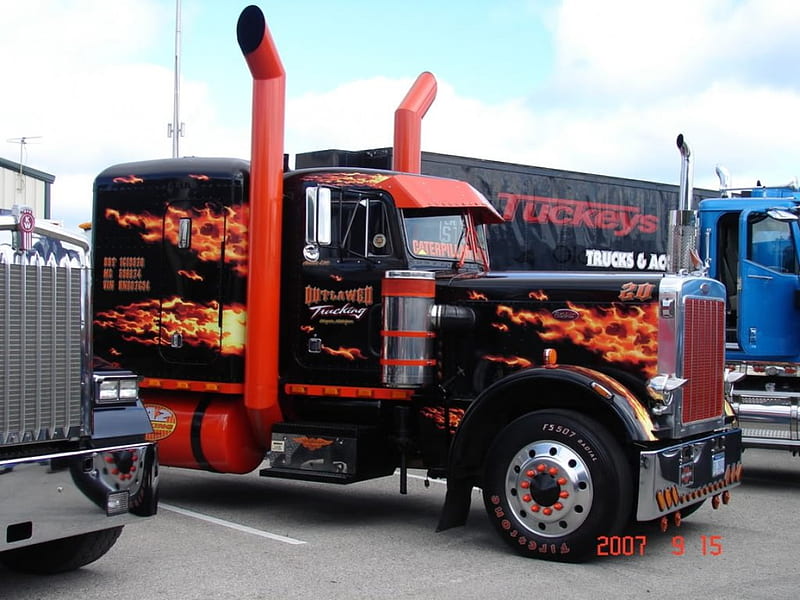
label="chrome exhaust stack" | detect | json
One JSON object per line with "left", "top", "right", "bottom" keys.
{"left": 668, "top": 134, "right": 701, "bottom": 274}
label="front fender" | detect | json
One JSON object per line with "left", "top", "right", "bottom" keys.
{"left": 437, "top": 364, "right": 653, "bottom": 530}
{"left": 93, "top": 400, "right": 154, "bottom": 441}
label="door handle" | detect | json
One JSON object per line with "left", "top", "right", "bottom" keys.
{"left": 747, "top": 274, "right": 773, "bottom": 280}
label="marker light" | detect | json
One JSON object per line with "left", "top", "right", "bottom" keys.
{"left": 106, "top": 491, "right": 130, "bottom": 516}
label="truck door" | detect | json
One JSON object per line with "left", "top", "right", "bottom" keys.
{"left": 297, "top": 186, "right": 405, "bottom": 385}
{"left": 736, "top": 209, "right": 800, "bottom": 358}
{"left": 159, "top": 198, "right": 225, "bottom": 365}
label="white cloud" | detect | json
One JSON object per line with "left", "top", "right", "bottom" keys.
{"left": 3, "top": 0, "right": 800, "bottom": 232}
{"left": 281, "top": 0, "right": 800, "bottom": 198}
{"left": 286, "top": 77, "right": 401, "bottom": 157}
{"left": 421, "top": 0, "right": 800, "bottom": 191}
{"left": 550, "top": 0, "right": 800, "bottom": 101}
{"left": 1, "top": 0, "right": 173, "bottom": 228}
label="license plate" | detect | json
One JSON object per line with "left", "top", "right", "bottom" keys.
{"left": 712, "top": 452, "right": 725, "bottom": 477}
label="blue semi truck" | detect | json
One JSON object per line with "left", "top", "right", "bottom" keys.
{"left": 698, "top": 166, "right": 800, "bottom": 453}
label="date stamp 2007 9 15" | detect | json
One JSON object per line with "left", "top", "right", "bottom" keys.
{"left": 596, "top": 535, "right": 724, "bottom": 557}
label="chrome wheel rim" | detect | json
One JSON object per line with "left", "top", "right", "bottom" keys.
{"left": 503, "top": 439, "right": 594, "bottom": 538}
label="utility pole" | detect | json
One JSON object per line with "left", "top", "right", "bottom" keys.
{"left": 167, "top": 0, "right": 184, "bottom": 157}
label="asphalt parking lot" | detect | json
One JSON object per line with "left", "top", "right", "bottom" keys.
{"left": 1, "top": 448, "right": 798, "bottom": 600}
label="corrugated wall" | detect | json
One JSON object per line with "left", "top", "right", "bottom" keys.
{"left": 0, "top": 159, "right": 52, "bottom": 217}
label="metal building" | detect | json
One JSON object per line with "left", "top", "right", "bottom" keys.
{"left": 0, "top": 156, "right": 55, "bottom": 218}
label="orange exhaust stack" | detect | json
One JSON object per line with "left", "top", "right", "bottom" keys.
{"left": 237, "top": 5, "right": 285, "bottom": 441}
{"left": 392, "top": 72, "right": 437, "bottom": 173}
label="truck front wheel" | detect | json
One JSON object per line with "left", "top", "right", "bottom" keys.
{"left": 482, "top": 410, "right": 632, "bottom": 561}
{"left": 0, "top": 526, "right": 123, "bottom": 574}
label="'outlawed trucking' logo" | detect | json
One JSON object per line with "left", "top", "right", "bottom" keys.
{"left": 304, "top": 285, "right": 374, "bottom": 322}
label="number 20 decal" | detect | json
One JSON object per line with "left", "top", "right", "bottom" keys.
{"left": 619, "top": 282, "right": 655, "bottom": 302}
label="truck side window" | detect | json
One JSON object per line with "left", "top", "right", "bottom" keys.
{"left": 367, "top": 201, "right": 392, "bottom": 256}
{"left": 748, "top": 215, "right": 799, "bottom": 274}
{"left": 337, "top": 197, "right": 392, "bottom": 258}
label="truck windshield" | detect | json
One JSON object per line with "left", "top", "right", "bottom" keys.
{"left": 403, "top": 210, "right": 489, "bottom": 269}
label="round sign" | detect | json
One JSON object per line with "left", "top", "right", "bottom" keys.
{"left": 19, "top": 211, "right": 35, "bottom": 233}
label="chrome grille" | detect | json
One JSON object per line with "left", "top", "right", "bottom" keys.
{"left": 1, "top": 256, "right": 84, "bottom": 446}
{"left": 681, "top": 297, "right": 725, "bottom": 423}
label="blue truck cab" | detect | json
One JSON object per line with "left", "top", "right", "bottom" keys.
{"left": 698, "top": 185, "right": 800, "bottom": 451}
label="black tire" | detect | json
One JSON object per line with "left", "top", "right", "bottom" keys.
{"left": 0, "top": 526, "right": 123, "bottom": 574}
{"left": 482, "top": 409, "right": 632, "bottom": 561}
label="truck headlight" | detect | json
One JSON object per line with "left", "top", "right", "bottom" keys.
{"left": 94, "top": 371, "right": 141, "bottom": 405}
{"left": 119, "top": 378, "right": 139, "bottom": 400}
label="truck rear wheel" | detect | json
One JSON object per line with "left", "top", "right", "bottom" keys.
{"left": 482, "top": 410, "right": 632, "bottom": 561}
{"left": 0, "top": 526, "right": 123, "bottom": 574}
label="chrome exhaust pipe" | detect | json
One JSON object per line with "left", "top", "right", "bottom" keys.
{"left": 668, "top": 134, "right": 700, "bottom": 273}
{"left": 676, "top": 134, "right": 693, "bottom": 212}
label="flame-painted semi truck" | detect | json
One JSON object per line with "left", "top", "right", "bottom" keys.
{"left": 299, "top": 143, "right": 800, "bottom": 455}
{"left": 87, "top": 5, "right": 741, "bottom": 561}
{"left": 0, "top": 208, "right": 158, "bottom": 574}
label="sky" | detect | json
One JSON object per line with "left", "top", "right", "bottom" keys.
{"left": 2, "top": 0, "right": 800, "bottom": 231}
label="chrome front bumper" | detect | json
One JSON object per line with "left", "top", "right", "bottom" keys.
{"left": 637, "top": 428, "right": 742, "bottom": 521}
{"left": 0, "top": 442, "right": 158, "bottom": 551}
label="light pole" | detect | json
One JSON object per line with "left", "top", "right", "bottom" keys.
{"left": 167, "top": 0, "right": 184, "bottom": 157}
